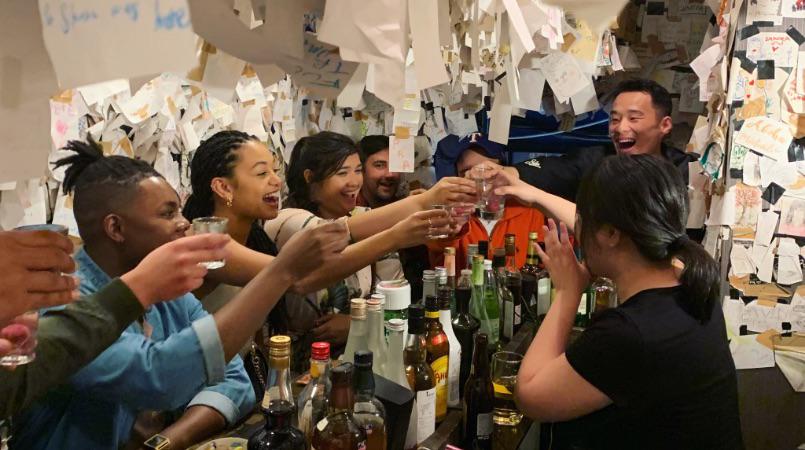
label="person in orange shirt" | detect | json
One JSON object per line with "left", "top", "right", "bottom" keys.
{"left": 429, "top": 133, "right": 546, "bottom": 269}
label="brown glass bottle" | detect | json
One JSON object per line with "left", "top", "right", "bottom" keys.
{"left": 452, "top": 269, "right": 480, "bottom": 399}
{"left": 462, "top": 333, "right": 494, "bottom": 450}
{"left": 503, "top": 234, "right": 523, "bottom": 339}
{"left": 404, "top": 304, "right": 436, "bottom": 448}
{"left": 311, "top": 363, "right": 367, "bottom": 450}
{"left": 424, "top": 295, "right": 450, "bottom": 423}
{"left": 520, "top": 232, "right": 549, "bottom": 318}
{"left": 353, "top": 351, "right": 387, "bottom": 450}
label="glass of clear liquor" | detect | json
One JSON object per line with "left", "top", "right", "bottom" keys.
{"left": 191, "top": 216, "right": 228, "bottom": 269}
{"left": 491, "top": 351, "right": 523, "bottom": 426}
{"left": 428, "top": 205, "right": 450, "bottom": 239}
{"left": 469, "top": 165, "right": 505, "bottom": 220}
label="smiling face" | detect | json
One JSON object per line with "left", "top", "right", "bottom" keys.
{"left": 361, "top": 148, "right": 400, "bottom": 206}
{"left": 609, "top": 91, "right": 672, "bottom": 156}
{"left": 223, "top": 141, "right": 283, "bottom": 221}
{"left": 312, "top": 153, "right": 363, "bottom": 219}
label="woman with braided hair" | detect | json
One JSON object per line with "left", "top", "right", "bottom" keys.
{"left": 184, "top": 130, "right": 476, "bottom": 371}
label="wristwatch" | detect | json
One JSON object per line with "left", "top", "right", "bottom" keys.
{"left": 143, "top": 434, "right": 171, "bottom": 450}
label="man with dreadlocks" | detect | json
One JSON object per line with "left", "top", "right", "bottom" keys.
{"left": 12, "top": 138, "right": 349, "bottom": 450}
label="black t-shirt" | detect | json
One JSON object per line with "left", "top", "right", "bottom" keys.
{"left": 554, "top": 286, "right": 743, "bottom": 450}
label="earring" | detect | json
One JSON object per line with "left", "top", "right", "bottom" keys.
{"left": 226, "top": 197, "right": 233, "bottom": 208}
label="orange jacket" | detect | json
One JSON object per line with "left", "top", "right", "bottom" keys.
{"left": 427, "top": 200, "right": 546, "bottom": 270}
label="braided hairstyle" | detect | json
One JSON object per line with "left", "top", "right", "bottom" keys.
{"left": 183, "top": 130, "right": 278, "bottom": 256}
{"left": 54, "top": 137, "right": 163, "bottom": 241}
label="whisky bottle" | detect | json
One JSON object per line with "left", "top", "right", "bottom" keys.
{"left": 436, "top": 267, "right": 461, "bottom": 409}
{"left": 452, "top": 269, "right": 479, "bottom": 399}
{"left": 353, "top": 351, "right": 387, "bottom": 450}
{"left": 249, "top": 336, "right": 305, "bottom": 450}
{"left": 462, "top": 333, "right": 493, "bottom": 450}
{"left": 297, "top": 342, "right": 332, "bottom": 447}
{"left": 312, "top": 362, "right": 367, "bottom": 450}
{"left": 342, "top": 299, "right": 367, "bottom": 364}
{"left": 424, "top": 295, "right": 450, "bottom": 423}
{"left": 404, "top": 304, "right": 436, "bottom": 447}
{"left": 503, "top": 234, "right": 523, "bottom": 340}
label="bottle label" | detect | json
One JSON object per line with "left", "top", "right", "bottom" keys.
{"left": 448, "top": 348, "right": 461, "bottom": 407}
{"left": 316, "top": 417, "right": 328, "bottom": 432}
{"left": 578, "top": 293, "right": 588, "bottom": 315}
{"left": 537, "top": 278, "right": 551, "bottom": 314}
{"left": 431, "top": 356, "right": 449, "bottom": 417}
{"left": 477, "top": 412, "right": 493, "bottom": 438}
{"left": 514, "top": 304, "right": 522, "bottom": 326}
{"left": 416, "top": 388, "right": 436, "bottom": 442}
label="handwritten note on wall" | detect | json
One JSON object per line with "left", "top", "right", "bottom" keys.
{"left": 734, "top": 116, "right": 793, "bottom": 161}
{"left": 38, "top": 0, "right": 198, "bottom": 89}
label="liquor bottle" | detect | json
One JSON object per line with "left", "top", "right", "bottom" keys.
{"left": 342, "top": 299, "right": 367, "bottom": 364}
{"left": 591, "top": 277, "right": 618, "bottom": 313}
{"left": 249, "top": 336, "right": 305, "bottom": 450}
{"left": 377, "top": 279, "right": 410, "bottom": 337}
{"left": 384, "top": 319, "right": 409, "bottom": 388}
{"left": 424, "top": 295, "right": 450, "bottom": 423}
{"left": 452, "top": 269, "right": 479, "bottom": 399}
{"left": 444, "top": 247, "right": 457, "bottom": 289}
{"left": 503, "top": 234, "right": 523, "bottom": 340}
{"left": 477, "top": 240, "right": 489, "bottom": 261}
{"left": 353, "top": 351, "right": 387, "bottom": 450}
{"left": 436, "top": 271, "right": 461, "bottom": 409}
{"left": 404, "top": 304, "right": 436, "bottom": 447}
{"left": 481, "top": 260, "right": 501, "bottom": 347}
{"left": 520, "top": 232, "right": 546, "bottom": 314}
{"left": 469, "top": 256, "right": 497, "bottom": 348}
{"left": 575, "top": 287, "right": 593, "bottom": 328}
{"left": 298, "top": 342, "right": 332, "bottom": 447}
{"left": 421, "top": 270, "right": 436, "bottom": 304}
{"left": 462, "top": 333, "right": 493, "bottom": 450}
{"left": 311, "top": 363, "right": 367, "bottom": 450}
{"left": 366, "top": 296, "right": 388, "bottom": 377}
{"left": 466, "top": 243, "right": 479, "bottom": 270}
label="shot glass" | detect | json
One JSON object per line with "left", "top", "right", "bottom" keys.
{"left": 470, "top": 165, "right": 505, "bottom": 220}
{"left": 192, "top": 217, "right": 229, "bottom": 269}
{"left": 1, "top": 224, "right": 69, "bottom": 366}
{"left": 428, "top": 205, "right": 450, "bottom": 239}
{"left": 449, "top": 202, "right": 475, "bottom": 230}
{"left": 491, "top": 351, "right": 524, "bottom": 426}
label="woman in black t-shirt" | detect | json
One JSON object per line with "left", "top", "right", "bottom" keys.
{"left": 497, "top": 154, "right": 743, "bottom": 450}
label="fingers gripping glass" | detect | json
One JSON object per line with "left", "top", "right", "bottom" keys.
{"left": 191, "top": 217, "right": 229, "bottom": 269}
{"left": 428, "top": 205, "right": 450, "bottom": 239}
{"left": 470, "top": 165, "right": 505, "bottom": 220}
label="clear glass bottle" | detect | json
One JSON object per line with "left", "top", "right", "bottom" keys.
{"left": 249, "top": 336, "right": 305, "bottom": 450}
{"left": 297, "top": 342, "right": 332, "bottom": 448}
{"left": 424, "top": 295, "right": 450, "bottom": 423}
{"left": 421, "top": 270, "right": 436, "bottom": 305}
{"left": 342, "top": 298, "right": 367, "bottom": 364}
{"left": 384, "top": 319, "right": 409, "bottom": 388}
{"left": 503, "top": 234, "right": 523, "bottom": 340}
{"left": 462, "top": 333, "right": 493, "bottom": 450}
{"left": 469, "top": 256, "right": 493, "bottom": 348}
{"left": 436, "top": 269, "right": 461, "bottom": 409}
{"left": 452, "top": 269, "right": 479, "bottom": 400}
{"left": 366, "top": 296, "right": 388, "bottom": 377}
{"left": 404, "top": 304, "right": 436, "bottom": 448}
{"left": 353, "top": 351, "right": 387, "bottom": 450}
{"left": 482, "top": 259, "right": 501, "bottom": 347}
{"left": 311, "top": 363, "right": 367, "bottom": 450}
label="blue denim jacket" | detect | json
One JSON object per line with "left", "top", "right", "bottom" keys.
{"left": 12, "top": 248, "right": 255, "bottom": 449}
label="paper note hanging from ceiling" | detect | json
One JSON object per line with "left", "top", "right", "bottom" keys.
{"left": 38, "top": 0, "right": 198, "bottom": 89}
{"left": 541, "top": 0, "right": 629, "bottom": 36}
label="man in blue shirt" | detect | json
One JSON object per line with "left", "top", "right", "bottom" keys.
{"left": 12, "top": 138, "right": 349, "bottom": 449}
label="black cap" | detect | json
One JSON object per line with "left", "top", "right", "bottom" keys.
{"left": 478, "top": 240, "right": 489, "bottom": 258}
{"left": 408, "top": 304, "right": 425, "bottom": 333}
{"left": 425, "top": 295, "right": 439, "bottom": 312}
{"left": 354, "top": 350, "right": 373, "bottom": 367}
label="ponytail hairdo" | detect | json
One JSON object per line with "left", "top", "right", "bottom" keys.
{"left": 183, "top": 130, "right": 279, "bottom": 256}
{"left": 53, "top": 137, "right": 163, "bottom": 239}
{"left": 576, "top": 155, "right": 720, "bottom": 322}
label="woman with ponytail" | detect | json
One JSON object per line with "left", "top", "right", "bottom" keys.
{"left": 500, "top": 155, "right": 741, "bottom": 450}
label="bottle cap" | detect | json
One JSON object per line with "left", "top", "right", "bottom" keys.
{"left": 269, "top": 335, "right": 291, "bottom": 357}
{"left": 366, "top": 297, "right": 383, "bottom": 311}
{"left": 467, "top": 243, "right": 479, "bottom": 252}
{"left": 483, "top": 259, "right": 492, "bottom": 269}
{"left": 354, "top": 350, "right": 373, "bottom": 367}
{"left": 460, "top": 269, "right": 472, "bottom": 276}
{"left": 472, "top": 254, "right": 484, "bottom": 264}
{"left": 422, "top": 270, "right": 435, "bottom": 281}
{"left": 505, "top": 233, "right": 515, "bottom": 243}
{"left": 377, "top": 279, "right": 411, "bottom": 310}
{"left": 311, "top": 341, "right": 330, "bottom": 361}
{"left": 528, "top": 231, "right": 538, "bottom": 240}
{"left": 493, "top": 247, "right": 506, "bottom": 257}
{"left": 350, "top": 298, "right": 367, "bottom": 320}
{"left": 370, "top": 293, "right": 386, "bottom": 306}
{"left": 408, "top": 304, "right": 425, "bottom": 333}
{"left": 386, "top": 318, "right": 405, "bottom": 331}
{"left": 445, "top": 247, "right": 456, "bottom": 255}
{"left": 425, "top": 295, "right": 439, "bottom": 312}
{"left": 331, "top": 362, "right": 354, "bottom": 385}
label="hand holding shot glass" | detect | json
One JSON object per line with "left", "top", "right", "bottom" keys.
{"left": 470, "top": 164, "right": 506, "bottom": 220}
{"left": 191, "top": 217, "right": 229, "bottom": 269}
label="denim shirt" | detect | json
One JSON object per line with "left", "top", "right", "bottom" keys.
{"left": 12, "top": 248, "right": 255, "bottom": 449}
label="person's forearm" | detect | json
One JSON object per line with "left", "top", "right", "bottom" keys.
{"left": 292, "top": 229, "right": 398, "bottom": 294}
{"left": 519, "top": 290, "right": 579, "bottom": 383}
{"left": 529, "top": 190, "right": 577, "bottom": 232}
{"left": 347, "top": 194, "right": 428, "bottom": 241}
{"left": 213, "top": 261, "right": 294, "bottom": 361}
{"left": 160, "top": 405, "right": 226, "bottom": 450}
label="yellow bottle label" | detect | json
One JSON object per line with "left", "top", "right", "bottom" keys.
{"left": 431, "top": 355, "right": 449, "bottom": 418}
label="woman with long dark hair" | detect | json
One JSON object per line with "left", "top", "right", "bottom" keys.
{"left": 499, "top": 155, "right": 742, "bottom": 450}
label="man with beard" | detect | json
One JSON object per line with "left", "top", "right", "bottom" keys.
{"left": 356, "top": 135, "right": 402, "bottom": 208}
